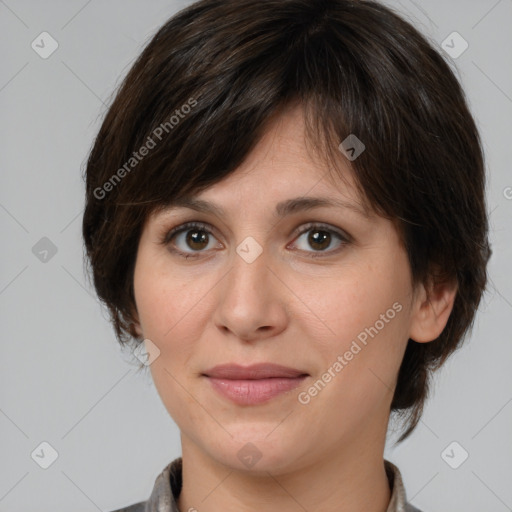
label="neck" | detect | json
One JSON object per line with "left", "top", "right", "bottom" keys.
{"left": 176, "top": 430, "right": 392, "bottom": 512}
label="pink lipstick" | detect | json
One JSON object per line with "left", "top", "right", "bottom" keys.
{"left": 203, "top": 363, "right": 308, "bottom": 405}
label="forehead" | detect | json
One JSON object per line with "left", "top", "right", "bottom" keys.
{"left": 210, "top": 105, "right": 366, "bottom": 204}
{"left": 151, "top": 103, "right": 373, "bottom": 221}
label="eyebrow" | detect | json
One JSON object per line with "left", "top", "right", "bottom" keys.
{"left": 162, "top": 195, "right": 370, "bottom": 219}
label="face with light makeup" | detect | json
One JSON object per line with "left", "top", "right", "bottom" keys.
{"left": 131, "top": 104, "right": 455, "bottom": 475}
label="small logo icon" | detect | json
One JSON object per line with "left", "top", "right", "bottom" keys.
{"left": 32, "top": 237, "right": 58, "bottom": 263}
{"left": 236, "top": 237, "right": 263, "bottom": 264}
{"left": 133, "top": 339, "right": 160, "bottom": 365}
{"left": 31, "top": 32, "right": 59, "bottom": 59}
{"left": 441, "top": 32, "right": 468, "bottom": 59}
{"left": 441, "top": 441, "right": 469, "bottom": 469}
{"left": 237, "top": 442, "right": 263, "bottom": 468}
{"left": 338, "top": 134, "right": 366, "bottom": 161}
{"left": 31, "top": 441, "right": 59, "bottom": 469}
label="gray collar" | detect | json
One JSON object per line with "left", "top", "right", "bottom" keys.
{"left": 113, "top": 457, "right": 421, "bottom": 512}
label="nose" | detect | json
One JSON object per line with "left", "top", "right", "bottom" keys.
{"left": 212, "top": 242, "right": 288, "bottom": 342}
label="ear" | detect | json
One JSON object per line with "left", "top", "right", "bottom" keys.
{"left": 409, "top": 270, "right": 458, "bottom": 343}
{"left": 129, "top": 306, "right": 144, "bottom": 339}
{"left": 131, "top": 321, "right": 143, "bottom": 339}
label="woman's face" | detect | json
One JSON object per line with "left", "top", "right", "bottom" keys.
{"left": 132, "top": 105, "right": 422, "bottom": 473}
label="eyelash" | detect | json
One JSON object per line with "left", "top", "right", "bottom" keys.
{"left": 159, "top": 221, "right": 350, "bottom": 260}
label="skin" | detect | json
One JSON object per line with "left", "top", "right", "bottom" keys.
{"left": 131, "top": 103, "right": 457, "bottom": 512}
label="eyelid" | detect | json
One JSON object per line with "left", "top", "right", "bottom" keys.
{"left": 290, "top": 221, "right": 351, "bottom": 244}
{"left": 159, "top": 221, "right": 217, "bottom": 246}
{"left": 161, "top": 220, "right": 350, "bottom": 242}
{"left": 160, "top": 220, "right": 352, "bottom": 257}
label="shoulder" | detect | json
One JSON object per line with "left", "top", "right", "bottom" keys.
{"left": 107, "top": 457, "right": 181, "bottom": 512}
{"left": 384, "top": 459, "right": 425, "bottom": 512}
{"left": 108, "top": 501, "right": 146, "bottom": 512}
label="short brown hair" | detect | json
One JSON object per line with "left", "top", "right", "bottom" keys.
{"left": 82, "top": 0, "right": 492, "bottom": 442}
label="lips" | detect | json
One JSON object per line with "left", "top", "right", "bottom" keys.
{"left": 203, "top": 362, "right": 308, "bottom": 379}
{"left": 202, "top": 363, "right": 309, "bottom": 405}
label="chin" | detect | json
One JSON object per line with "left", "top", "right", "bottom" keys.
{"left": 207, "top": 436, "right": 302, "bottom": 475}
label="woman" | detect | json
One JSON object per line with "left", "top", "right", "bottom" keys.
{"left": 82, "top": 0, "right": 491, "bottom": 510}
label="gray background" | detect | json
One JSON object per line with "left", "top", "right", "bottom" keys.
{"left": 1, "top": 0, "right": 511, "bottom": 510}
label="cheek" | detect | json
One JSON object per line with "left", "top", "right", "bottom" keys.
{"left": 133, "top": 253, "right": 214, "bottom": 341}
{"left": 133, "top": 255, "right": 217, "bottom": 405}
{"left": 134, "top": 264, "right": 211, "bottom": 426}
{"left": 290, "top": 255, "right": 410, "bottom": 348}
{"left": 292, "top": 254, "right": 411, "bottom": 402}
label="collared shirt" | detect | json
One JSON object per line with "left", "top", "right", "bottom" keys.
{"left": 110, "top": 458, "right": 423, "bottom": 512}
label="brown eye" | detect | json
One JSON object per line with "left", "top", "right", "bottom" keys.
{"left": 162, "top": 221, "right": 220, "bottom": 258}
{"left": 291, "top": 223, "right": 349, "bottom": 257}
{"left": 184, "top": 229, "right": 210, "bottom": 251}
{"left": 307, "top": 230, "right": 332, "bottom": 251}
